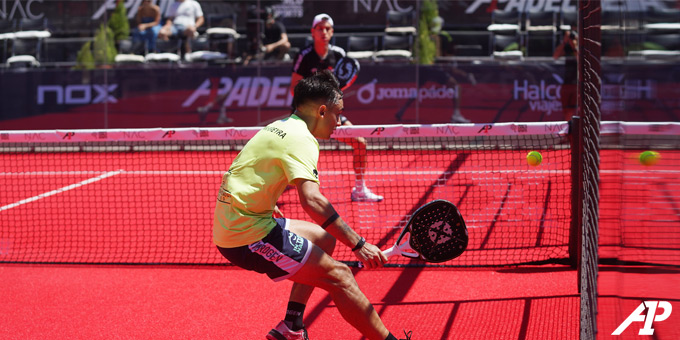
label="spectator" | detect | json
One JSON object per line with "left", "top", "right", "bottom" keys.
{"left": 131, "top": 0, "right": 161, "bottom": 53}
{"left": 244, "top": 6, "right": 291, "bottom": 65}
{"left": 158, "top": 0, "right": 204, "bottom": 54}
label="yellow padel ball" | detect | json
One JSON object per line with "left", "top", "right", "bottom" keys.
{"left": 527, "top": 151, "right": 543, "bottom": 166}
{"left": 639, "top": 151, "right": 660, "bottom": 166}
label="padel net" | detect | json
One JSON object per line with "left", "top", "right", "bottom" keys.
{"left": 0, "top": 121, "right": 678, "bottom": 267}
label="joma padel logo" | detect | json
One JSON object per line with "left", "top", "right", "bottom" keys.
{"left": 612, "top": 301, "right": 672, "bottom": 335}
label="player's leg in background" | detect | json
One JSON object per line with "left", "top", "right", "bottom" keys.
{"left": 394, "top": 96, "right": 416, "bottom": 122}
{"left": 336, "top": 118, "right": 383, "bottom": 202}
{"left": 448, "top": 68, "right": 472, "bottom": 124}
{"left": 216, "top": 100, "right": 233, "bottom": 124}
{"left": 449, "top": 82, "right": 471, "bottom": 123}
{"left": 198, "top": 78, "right": 233, "bottom": 124}
{"left": 394, "top": 72, "right": 429, "bottom": 122}
{"left": 287, "top": 220, "right": 391, "bottom": 340}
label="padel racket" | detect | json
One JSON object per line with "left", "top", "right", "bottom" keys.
{"left": 384, "top": 200, "right": 468, "bottom": 263}
{"left": 334, "top": 57, "right": 360, "bottom": 89}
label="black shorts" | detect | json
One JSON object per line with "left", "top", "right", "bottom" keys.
{"left": 216, "top": 218, "right": 312, "bottom": 282}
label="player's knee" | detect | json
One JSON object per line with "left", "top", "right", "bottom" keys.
{"left": 327, "top": 262, "right": 356, "bottom": 292}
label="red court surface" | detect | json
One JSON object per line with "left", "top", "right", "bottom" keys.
{"left": 0, "top": 264, "right": 579, "bottom": 339}
{"left": 2, "top": 263, "right": 678, "bottom": 339}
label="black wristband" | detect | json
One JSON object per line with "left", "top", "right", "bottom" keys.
{"left": 352, "top": 237, "right": 366, "bottom": 251}
{"left": 320, "top": 212, "right": 339, "bottom": 229}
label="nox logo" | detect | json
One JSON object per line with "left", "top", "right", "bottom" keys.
{"left": 38, "top": 84, "right": 118, "bottom": 105}
{"left": 370, "top": 127, "right": 385, "bottom": 135}
{"left": 478, "top": 125, "right": 493, "bottom": 134}
{"left": 62, "top": 132, "right": 75, "bottom": 140}
{"left": 162, "top": 130, "right": 176, "bottom": 138}
{"left": 612, "top": 301, "right": 672, "bottom": 335}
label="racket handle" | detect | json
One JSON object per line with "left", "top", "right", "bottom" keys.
{"left": 382, "top": 246, "right": 399, "bottom": 259}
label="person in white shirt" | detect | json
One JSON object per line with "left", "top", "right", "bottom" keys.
{"left": 158, "top": 0, "right": 204, "bottom": 54}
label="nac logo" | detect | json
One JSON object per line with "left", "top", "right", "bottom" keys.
{"left": 612, "top": 301, "right": 672, "bottom": 335}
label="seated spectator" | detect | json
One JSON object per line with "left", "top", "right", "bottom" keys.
{"left": 131, "top": 0, "right": 161, "bottom": 53}
{"left": 158, "top": 0, "right": 204, "bottom": 54}
{"left": 244, "top": 6, "right": 291, "bottom": 65}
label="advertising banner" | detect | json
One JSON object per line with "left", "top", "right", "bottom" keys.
{"left": 0, "top": 61, "right": 678, "bottom": 130}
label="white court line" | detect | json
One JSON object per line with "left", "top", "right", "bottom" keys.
{"left": 0, "top": 170, "right": 123, "bottom": 212}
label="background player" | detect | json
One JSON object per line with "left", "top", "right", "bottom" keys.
{"left": 290, "top": 13, "right": 383, "bottom": 202}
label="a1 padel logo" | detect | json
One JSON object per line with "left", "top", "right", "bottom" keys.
{"left": 612, "top": 301, "right": 672, "bottom": 335}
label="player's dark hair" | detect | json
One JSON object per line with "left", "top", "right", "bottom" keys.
{"left": 292, "top": 70, "right": 342, "bottom": 110}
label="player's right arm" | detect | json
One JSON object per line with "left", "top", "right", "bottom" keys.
{"left": 293, "top": 178, "right": 386, "bottom": 268}
{"left": 290, "top": 73, "right": 304, "bottom": 96}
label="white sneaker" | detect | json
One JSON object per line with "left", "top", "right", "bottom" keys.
{"left": 351, "top": 187, "right": 384, "bottom": 202}
{"left": 266, "top": 321, "right": 309, "bottom": 340}
{"left": 197, "top": 104, "right": 211, "bottom": 123}
{"left": 216, "top": 107, "right": 233, "bottom": 124}
{"left": 216, "top": 116, "right": 234, "bottom": 124}
{"left": 450, "top": 112, "right": 470, "bottom": 124}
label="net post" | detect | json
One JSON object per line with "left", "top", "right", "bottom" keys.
{"left": 569, "top": 116, "right": 583, "bottom": 273}
{"left": 577, "top": 1, "right": 601, "bottom": 339}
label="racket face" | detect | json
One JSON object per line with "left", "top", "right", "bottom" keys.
{"left": 334, "top": 57, "right": 360, "bottom": 88}
{"left": 407, "top": 200, "right": 468, "bottom": 263}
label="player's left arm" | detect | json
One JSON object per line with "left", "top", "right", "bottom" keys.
{"left": 195, "top": 15, "right": 204, "bottom": 29}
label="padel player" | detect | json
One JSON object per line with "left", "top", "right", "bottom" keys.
{"left": 290, "top": 13, "right": 384, "bottom": 202}
{"left": 213, "top": 71, "right": 407, "bottom": 340}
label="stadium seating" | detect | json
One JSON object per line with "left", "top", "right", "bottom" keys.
{"left": 346, "top": 35, "right": 377, "bottom": 61}
{"left": 145, "top": 38, "right": 181, "bottom": 63}
{"left": 6, "top": 18, "right": 50, "bottom": 68}
{"left": 0, "top": 20, "right": 14, "bottom": 63}
{"left": 525, "top": 10, "right": 556, "bottom": 57}
{"left": 205, "top": 13, "right": 239, "bottom": 60}
{"left": 492, "top": 34, "right": 523, "bottom": 60}
{"left": 374, "top": 34, "right": 413, "bottom": 61}
{"left": 487, "top": 9, "right": 523, "bottom": 59}
{"left": 642, "top": 7, "right": 680, "bottom": 33}
{"left": 384, "top": 10, "right": 417, "bottom": 36}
